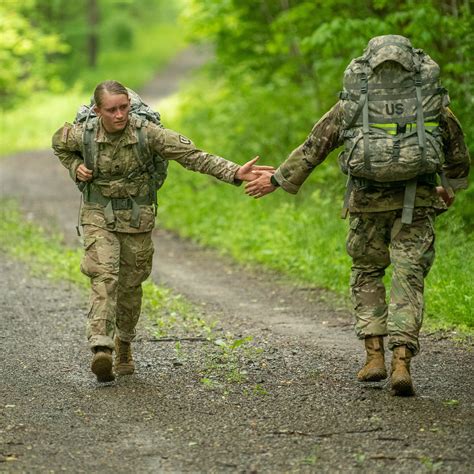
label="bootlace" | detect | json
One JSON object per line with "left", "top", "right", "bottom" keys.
{"left": 118, "top": 343, "right": 131, "bottom": 363}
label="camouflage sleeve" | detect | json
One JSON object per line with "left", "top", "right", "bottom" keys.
{"left": 147, "top": 125, "right": 240, "bottom": 185}
{"left": 51, "top": 122, "right": 84, "bottom": 182}
{"left": 273, "top": 102, "right": 345, "bottom": 194}
{"left": 439, "top": 108, "right": 470, "bottom": 191}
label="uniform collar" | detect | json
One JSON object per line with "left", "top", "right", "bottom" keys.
{"left": 95, "top": 115, "right": 139, "bottom": 145}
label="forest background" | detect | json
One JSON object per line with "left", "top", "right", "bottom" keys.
{"left": 1, "top": 0, "right": 472, "bottom": 330}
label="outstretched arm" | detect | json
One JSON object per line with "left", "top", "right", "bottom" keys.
{"left": 149, "top": 128, "right": 275, "bottom": 185}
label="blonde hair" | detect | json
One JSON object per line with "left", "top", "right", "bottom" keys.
{"left": 93, "top": 80, "right": 128, "bottom": 107}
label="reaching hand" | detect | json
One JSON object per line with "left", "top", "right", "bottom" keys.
{"left": 245, "top": 170, "right": 277, "bottom": 199}
{"left": 235, "top": 156, "right": 275, "bottom": 182}
{"left": 436, "top": 186, "right": 455, "bottom": 207}
{"left": 76, "top": 163, "right": 93, "bottom": 182}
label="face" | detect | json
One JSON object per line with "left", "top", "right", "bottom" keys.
{"left": 94, "top": 92, "right": 130, "bottom": 133}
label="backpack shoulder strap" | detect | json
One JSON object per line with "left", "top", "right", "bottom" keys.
{"left": 412, "top": 51, "right": 427, "bottom": 159}
{"left": 82, "top": 116, "right": 98, "bottom": 173}
{"left": 133, "top": 118, "right": 154, "bottom": 171}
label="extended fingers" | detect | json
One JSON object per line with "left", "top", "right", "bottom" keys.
{"left": 244, "top": 156, "right": 260, "bottom": 168}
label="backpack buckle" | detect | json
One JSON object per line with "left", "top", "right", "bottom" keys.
{"left": 397, "top": 124, "right": 407, "bottom": 134}
{"left": 339, "top": 91, "right": 349, "bottom": 100}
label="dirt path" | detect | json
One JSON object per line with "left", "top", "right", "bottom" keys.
{"left": 1, "top": 48, "right": 473, "bottom": 473}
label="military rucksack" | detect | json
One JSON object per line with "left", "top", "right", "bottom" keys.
{"left": 338, "top": 35, "right": 451, "bottom": 223}
{"left": 74, "top": 88, "right": 168, "bottom": 196}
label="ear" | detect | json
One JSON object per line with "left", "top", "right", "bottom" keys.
{"left": 93, "top": 104, "right": 100, "bottom": 115}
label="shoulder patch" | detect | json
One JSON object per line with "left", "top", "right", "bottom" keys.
{"left": 179, "top": 135, "right": 191, "bottom": 145}
{"left": 61, "top": 122, "right": 72, "bottom": 143}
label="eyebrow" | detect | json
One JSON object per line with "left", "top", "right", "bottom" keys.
{"left": 104, "top": 104, "right": 129, "bottom": 112}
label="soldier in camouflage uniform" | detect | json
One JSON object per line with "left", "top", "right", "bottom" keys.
{"left": 246, "top": 37, "right": 470, "bottom": 396}
{"left": 52, "top": 80, "right": 273, "bottom": 382}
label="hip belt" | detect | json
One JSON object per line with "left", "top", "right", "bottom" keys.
{"left": 83, "top": 185, "right": 153, "bottom": 228}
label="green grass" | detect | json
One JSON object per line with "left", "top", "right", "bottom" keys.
{"left": 0, "top": 199, "right": 86, "bottom": 287}
{"left": 0, "top": 89, "right": 88, "bottom": 155}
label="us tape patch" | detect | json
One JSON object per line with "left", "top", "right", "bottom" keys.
{"left": 179, "top": 135, "right": 191, "bottom": 145}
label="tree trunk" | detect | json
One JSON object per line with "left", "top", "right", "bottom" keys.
{"left": 87, "top": 0, "right": 99, "bottom": 68}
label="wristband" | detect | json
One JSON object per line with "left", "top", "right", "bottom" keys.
{"left": 270, "top": 175, "right": 280, "bottom": 187}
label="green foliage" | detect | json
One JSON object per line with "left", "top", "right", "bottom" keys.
{"left": 184, "top": 0, "right": 473, "bottom": 151}
{"left": 77, "top": 23, "right": 185, "bottom": 92}
{"left": 0, "top": 3, "right": 69, "bottom": 106}
{"left": 157, "top": 1, "right": 473, "bottom": 331}
{"left": 0, "top": 89, "right": 87, "bottom": 156}
{"left": 0, "top": 22, "right": 183, "bottom": 156}
{"left": 0, "top": 0, "right": 185, "bottom": 106}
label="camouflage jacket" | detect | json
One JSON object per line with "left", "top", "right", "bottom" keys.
{"left": 273, "top": 102, "right": 470, "bottom": 213}
{"left": 52, "top": 115, "right": 241, "bottom": 232}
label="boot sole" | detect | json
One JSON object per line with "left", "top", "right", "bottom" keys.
{"left": 357, "top": 368, "right": 387, "bottom": 382}
{"left": 91, "top": 354, "right": 115, "bottom": 382}
{"left": 358, "top": 372, "right": 387, "bottom": 382}
{"left": 115, "top": 364, "right": 135, "bottom": 376}
{"left": 392, "top": 378, "right": 414, "bottom": 396}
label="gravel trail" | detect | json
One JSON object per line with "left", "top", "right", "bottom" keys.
{"left": 0, "top": 47, "right": 473, "bottom": 473}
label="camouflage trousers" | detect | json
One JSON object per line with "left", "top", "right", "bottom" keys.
{"left": 346, "top": 207, "right": 436, "bottom": 355}
{"left": 80, "top": 225, "right": 154, "bottom": 351}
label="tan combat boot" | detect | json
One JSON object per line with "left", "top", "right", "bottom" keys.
{"left": 391, "top": 346, "right": 414, "bottom": 396}
{"left": 114, "top": 337, "right": 135, "bottom": 375}
{"left": 91, "top": 347, "right": 115, "bottom": 382}
{"left": 357, "top": 336, "right": 387, "bottom": 382}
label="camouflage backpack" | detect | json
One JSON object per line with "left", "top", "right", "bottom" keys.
{"left": 74, "top": 88, "right": 168, "bottom": 197}
{"left": 338, "top": 35, "right": 450, "bottom": 223}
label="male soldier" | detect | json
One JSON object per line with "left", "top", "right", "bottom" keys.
{"left": 246, "top": 35, "right": 470, "bottom": 396}
{"left": 52, "top": 80, "right": 273, "bottom": 382}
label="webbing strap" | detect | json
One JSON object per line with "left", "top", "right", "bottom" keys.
{"left": 347, "top": 73, "right": 368, "bottom": 129}
{"left": 439, "top": 171, "right": 455, "bottom": 199}
{"left": 413, "top": 61, "right": 427, "bottom": 161}
{"left": 363, "top": 111, "right": 440, "bottom": 125}
{"left": 392, "top": 137, "right": 401, "bottom": 162}
{"left": 84, "top": 185, "right": 153, "bottom": 227}
{"left": 345, "top": 77, "right": 438, "bottom": 91}
{"left": 104, "top": 200, "right": 115, "bottom": 225}
{"left": 85, "top": 188, "right": 153, "bottom": 207}
{"left": 370, "top": 122, "right": 439, "bottom": 136}
{"left": 82, "top": 120, "right": 98, "bottom": 174}
{"left": 135, "top": 124, "right": 158, "bottom": 213}
{"left": 401, "top": 179, "right": 417, "bottom": 224}
{"left": 130, "top": 200, "right": 141, "bottom": 228}
{"left": 365, "top": 88, "right": 444, "bottom": 102}
{"left": 361, "top": 72, "right": 370, "bottom": 170}
{"left": 341, "top": 174, "right": 353, "bottom": 219}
